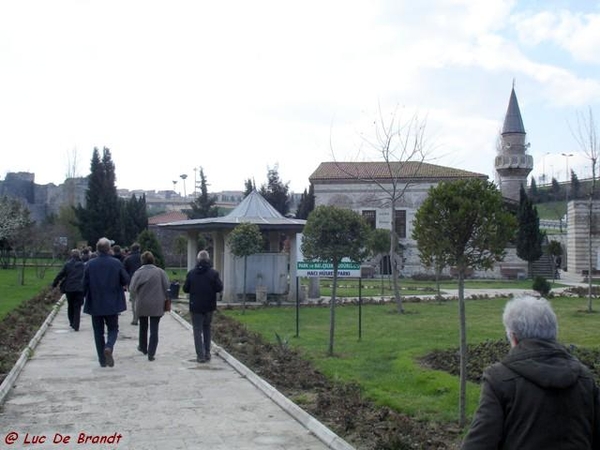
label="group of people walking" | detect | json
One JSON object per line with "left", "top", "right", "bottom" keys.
{"left": 52, "top": 237, "right": 223, "bottom": 367}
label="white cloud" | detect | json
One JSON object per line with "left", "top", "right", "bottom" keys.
{"left": 513, "top": 9, "right": 600, "bottom": 64}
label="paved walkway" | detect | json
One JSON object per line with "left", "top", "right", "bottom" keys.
{"left": 0, "top": 299, "right": 352, "bottom": 450}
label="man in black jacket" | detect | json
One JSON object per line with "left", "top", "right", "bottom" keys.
{"left": 52, "top": 249, "right": 85, "bottom": 331}
{"left": 183, "top": 250, "right": 223, "bottom": 363}
{"left": 462, "top": 295, "right": 600, "bottom": 449}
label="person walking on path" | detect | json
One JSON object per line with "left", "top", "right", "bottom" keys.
{"left": 461, "top": 295, "right": 600, "bottom": 449}
{"left": 52, "top": 248, "right": 85, "bottom": 331}
{"left": 183, "top": 250, "right": 223, "bottom": 363}
{"left": 128, "top": 251, "right": 170, "bottom": 361}
{"left": 83, "top": 237, "right": 130, "bottom": 368}
{"left": 123, "top": 242, "right": 142, "bottom": 325}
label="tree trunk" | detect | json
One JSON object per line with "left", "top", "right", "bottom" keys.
{"left": 458, "top": 270, "right": 467, "bottom": 428}
{"left": 242, "top": 256, "right": 247, "bottom": 314}
{"left": 391, "top": 233, "right": 404, "bottom": 313}
{"left": 588, "top": 196, "right": 594, "bottom": 312}
{"left": 328, "top": 262, "right": 338, "bottom": 356}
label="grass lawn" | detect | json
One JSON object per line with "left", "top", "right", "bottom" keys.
{"left": 222, "top": 296, "right": 600, "bottom": 423}
{"left": 304, "top": 277, "right": 566, "bottom": 297}
{"left": 0, "top": 266, "right": 60, "bottom": 319}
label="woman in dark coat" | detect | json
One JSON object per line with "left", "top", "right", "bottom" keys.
{"left": 52, "top": 249, "right": 85, "bottom": 331}
{"left": 128, "top": 251, "right": 170, "bottom": 361}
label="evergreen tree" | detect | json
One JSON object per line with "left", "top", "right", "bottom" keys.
{"left": 121, "top": 194, "right": 148, "bottom": 246}
{"left": 295, "top": 184, "right": 315, "bottom": 219}
{"left": 529, "top": 177, "right": 538, "bottom": 202}
{"left": 259, "top": 166, "right": 290, "bottom": 216}
{"left": 516, "top": 185, "right": 544, "bottom": 277}
{"left": 551, "top": 177, "right": 561, "bottom": 202}
{"left": 243, "top": 178, "right": 255, "bottom": 197}
{"left": 74, "top": 147, "right": 120, "bottom": 245}
{"left": 571, "top": 169, "right": 581, "bottom": 199}
{"left": 189, "top": 168, "right": 219, "bottom": 219}
{"left": 137, "top": 229, "right": 165, "bottom": 268}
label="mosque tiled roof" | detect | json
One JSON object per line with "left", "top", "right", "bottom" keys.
{"left": 309, "top": 161, "right": 487, "bottom": 183}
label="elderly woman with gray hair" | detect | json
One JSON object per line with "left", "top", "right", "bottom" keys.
{"left": 462, "top": 295, "right": 600, "bottom": 449}
{"left": 128, "top": 251, "right": 170, "bottom": 361}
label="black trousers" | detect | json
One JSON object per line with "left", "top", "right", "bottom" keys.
{"left": 138, "top": 316, "right": 161, "bottom": 358}
{"left": 65, "top": 291, "right": 84, "bottom": 331}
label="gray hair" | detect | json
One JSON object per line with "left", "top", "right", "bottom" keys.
{"left": 96, "top": 237, "right": 112, "bottom": 254}
{"left": 70, "top": 248, "right": 81, "bottom": 259}
{"left": 197, "top": 250, "right": 210, "bottom": 262}
{"left": 503, "top": 295, "right": 558, "bottom": 342}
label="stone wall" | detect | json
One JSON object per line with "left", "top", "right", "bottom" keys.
{"left": 566, "top": 200, "right": 600, "bottom": 276}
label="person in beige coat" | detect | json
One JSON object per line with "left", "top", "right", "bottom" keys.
{"left": 128, "top": 251, "right": 170, "bottom": 361}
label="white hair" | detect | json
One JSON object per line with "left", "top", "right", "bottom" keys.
{"left": 197, "top": 250, "right": 210, "bottom": 262}
{"left": 503, "top": 295, "right": 558, "bottom": 342}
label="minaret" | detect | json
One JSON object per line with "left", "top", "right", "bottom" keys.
{"left": 495, "top": 85, "right": 533, "bottom": 201}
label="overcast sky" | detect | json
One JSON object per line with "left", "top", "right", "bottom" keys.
{"left": 1, "top": 0, "right": 599, "bottom": 195}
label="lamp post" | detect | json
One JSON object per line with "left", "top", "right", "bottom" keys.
{"left": 541, "top": 152, "right": 550, "bottom": 185}
{"left": 562, "top": 153, "right": 573, "bottom": 230}
{"left": 180, "top": 174, "right": 188, "bottom": 199}
{"left": 193, "top": 167, "right": 198, "bottom": 198}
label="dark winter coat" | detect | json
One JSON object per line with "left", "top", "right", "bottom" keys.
{"left": 52, "top": 256, "right": 84, "bottom": 293}
{"left": 129, "top": 264, "right": 169, "bottom": 317}
{"left": 123, "top": 250, "right": 142, "bottom": 277}
{"left": 83, "top": 253, "right": 129, "bottom": 316}
{"left": 183, "top": 260, "right": 223, "bottom": 314}
{"left": 462, "top": 338, "right": 600, "bottom": 450}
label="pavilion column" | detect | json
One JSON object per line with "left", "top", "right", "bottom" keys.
{"left": 212, "top": 231, "right": 225, "bottom": 275}
{"left": 221, "top": 231, "right": 237, "bottom": 302}
{"left": 186, "top": 230, "right": 198, "bottom": 271}
{"left": 287, "top": 232, "right": 298, "bottom": 302}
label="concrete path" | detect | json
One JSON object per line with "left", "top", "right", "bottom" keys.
{"left": 0, "top": 300, "right": 352, "bottom": 450}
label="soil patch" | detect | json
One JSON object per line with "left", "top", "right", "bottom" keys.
{"left": 0, "top": 286, "right": 60, "bottom": 384}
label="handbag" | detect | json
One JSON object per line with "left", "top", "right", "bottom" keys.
{"left": 164, "top": 298, "right": 171, "bottom": 312}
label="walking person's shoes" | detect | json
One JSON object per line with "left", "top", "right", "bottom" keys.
{"left": 137, "top": 346, "right": 147, "bottom": 355}
{"left": 103, "top": 347, "right": 114, "bottom": 367}
{"left": 197, "top": 356, "right": 206, "bottom": 363}
{"left": 131, "top": 321, "right": 138, "bottom": 326}
{"left": 148, "top": 355, "right": 155, "bottom": 361}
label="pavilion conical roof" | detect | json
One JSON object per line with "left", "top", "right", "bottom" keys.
{"left": 157, "top": 189, "right": 305, "bottom": 231}
{"left": 227, "top": 189, "right": 284, "bottom": 220}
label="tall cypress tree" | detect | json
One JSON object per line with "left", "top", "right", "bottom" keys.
{"left": 516, "top": 185, "right": 544, "bottom": 277}
{"left": 74, "top": 147, "right": 121, "bottom": 246}
{"left": 259, "top": 166, "right": 290, "bottom": 216}
{"left": 295, "top": 184, "right": 315, "bottom": 219}
{"left": 189, "top": 168, "right": 218, "bottom": 219}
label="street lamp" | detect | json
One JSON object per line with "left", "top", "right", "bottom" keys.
{"left": 561, "top": 153, "right": 573, "bottom": 183}
{"left": 180, "top": 174, "right": 188, "bottom": 199}
{"left": 541, "top": 152, "right": 550, "bottom": 185}
{"left": 562, "top": 153, "right": 573, "bottom": 230}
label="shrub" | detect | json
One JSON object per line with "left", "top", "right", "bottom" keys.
{"left": 532, "top": 276, "right": 551, "bottom": 296}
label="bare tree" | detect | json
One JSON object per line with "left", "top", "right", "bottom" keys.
{"left": 331, "top": 107, "right": 428, "bottom": 313}
{"left": 571, "top": 107, "right": 598, "bottom": 313}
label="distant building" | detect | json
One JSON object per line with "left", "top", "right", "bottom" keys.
{"left": 309, "top": 161, "right": 487, "bottom": 276}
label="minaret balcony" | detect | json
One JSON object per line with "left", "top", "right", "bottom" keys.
{"left": 494, "top": 154, "right": 533, "bottom": 171}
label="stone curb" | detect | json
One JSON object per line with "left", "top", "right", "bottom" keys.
{"left": 169, "top": 310, "right": 355, "bottom": 450}
{"left": 0, "top": 294, "right": 65, "bottom": 405}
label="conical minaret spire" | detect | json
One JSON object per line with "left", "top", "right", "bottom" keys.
{"left": 495, "top": 85, "right": 533, "bottom": 201}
